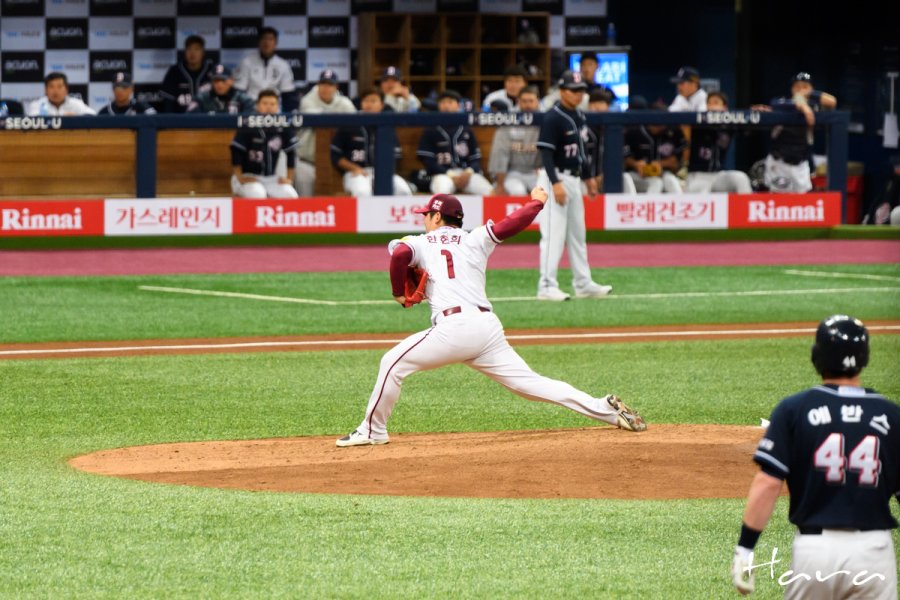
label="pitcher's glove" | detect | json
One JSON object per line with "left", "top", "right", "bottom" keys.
{"left": 403, "top": 267, "right": 428, "bottom": 307}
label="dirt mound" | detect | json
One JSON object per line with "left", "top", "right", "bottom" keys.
{"left": 70, "top": 424, "right": 766, "bottom": 500}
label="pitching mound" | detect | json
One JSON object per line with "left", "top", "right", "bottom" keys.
{"left": 70, "top": 425, "right": 765, "bottom": 500}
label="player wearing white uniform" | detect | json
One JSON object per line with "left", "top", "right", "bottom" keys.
{"left": 233, "top": 27, "right": 296, "bottom": 112}
{"left": 27, "top": 72, "right": 96, "bottom": 116}
{"left": 336, "top": 190, "right": 647, "bottom": 447}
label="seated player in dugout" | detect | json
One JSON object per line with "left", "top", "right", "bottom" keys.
{"left": 330, "top": 88, "right": 413, "bottom": 197}
{"left": 623, "top": 96, "right": 686, "bottom": 194}
{"left": 230, "top": 89, "right": 299, "bottom": 199}
{"left": 98, "top": 72, "right": 156, "bottom": 115}
{"left": 488, "top": 85, "right": 542, "bottom": 196}
{"left": 188, "top": 64, "right": 255, "bottom": 115}
{"left": 481, "top": 65, "right": 529, "bottom": 113}
{"left": 378, "top": 66, "right": 421, "bottom": 113}
{"left": 753, "top": 72, "right": 837, "bottom": 193}
{"left": 27, "top": 72, "right": 96, "bottom": 116}
{"left": 159, "top": 34, "right": 213, "bottom": 113}
{"left": 417, "top": 90, "right": 493, "bottom": 195}
{"left": 685, "top": 92, "right": 752, "bottom": 193}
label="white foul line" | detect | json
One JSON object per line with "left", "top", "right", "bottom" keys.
{"left": 2, "top": 325, "right": 899, "bottom": 357}
{"left": 784, "top": 269, "right": 900, "bottom": 283}
{"left": 138, "top": 285, "right": 900, "bottom": 306}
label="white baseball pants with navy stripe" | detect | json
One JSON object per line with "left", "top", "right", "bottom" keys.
{"left": 355, "top": 309, "right": 618, "bottom": 439}
{"left": 536, "top": 169, "right": 594, "bottom": 294}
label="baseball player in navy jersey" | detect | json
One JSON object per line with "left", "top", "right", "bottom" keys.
{"left": 160, "top": 35, "right": 212, "bottom": 113}
{"left": 230, "top": 89, "right": 299, "bottom": 199}
{"left": 97, "top": 72, "right": 156, "bottom": 116}
{"left": 336, "top": 189, "right": 647, "bottom": 447}
{"left": 330, "top": 88, "right": 412, "bottom": 197}
{"left": 732, "top": 315, "right": 898, "bottom": 598}
{"left": 416, "top": 90, "right": 493, "bottom": 196}
{"left": 535, "top": 70, "right": 611, "bottom": 302}
{"left": 188, "top": 65, "right": 255, "bottom": 115}
{"left": 685, "top": 92, "right": 751, "bottom": 193}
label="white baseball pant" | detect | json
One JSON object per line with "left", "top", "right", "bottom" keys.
{"left": 355, "top": 309, "right": 619, "bottom": 439}
{"left": 626, "top": 171, "right": 683, "bottom": 194}
{"left": 686, "top": 171, "right": 753, "bottom": 193}
{"left": 231, "top": 175, "right": 298, "bottom": 199}
{"left": 293, "top": 160, "right": 316, "bottom": 197}
{"left": 764, "top": 155, "right": 812, "bottom": 192}
{"left": 430, "top": 168, "right": 494, "bottom": 195}
{"left": 502, "top": 171, "right": 539, "bottom": 196}
{"left": 783, "top": 529, "right": 896, "bottom": 600}
{"left": 343, "top": 168, "right": 413, "bottom": 197}
{"left": 536, "top": 168, "right": 594, "bottom": 293}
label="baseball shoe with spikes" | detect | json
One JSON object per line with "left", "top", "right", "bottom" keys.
{"left": 605, "top": 395, "right": 647, "bottom": 432}
{"left": 336, "top": 430, "right": 389, "bottom": 448}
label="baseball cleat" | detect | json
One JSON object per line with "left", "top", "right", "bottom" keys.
{"left": 605, "top": 395, "right": 647, "bottom": 432}
{"left": 537, "top": 288, "right": 571, "bottom": 302}
{"left": 336, "top": 430, "right": 389, "bottom": 447}
{"left": 575, "top": 283, "right": 613, "bottom": 299}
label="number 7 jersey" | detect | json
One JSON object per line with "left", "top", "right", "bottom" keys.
{"left": 754, "top": 384, "right": 900, "bottom": 530}
{"left": 397, "top": 223, "right": 501, "bottom": 319}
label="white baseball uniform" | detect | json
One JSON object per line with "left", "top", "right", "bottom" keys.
{"left": 352, "top": 218, "right": 620, "bottom": 441}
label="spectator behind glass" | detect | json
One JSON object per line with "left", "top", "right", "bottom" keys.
{"left": 481, "top": 65, "right": 529, "bottom": 112}
{"left": 27, "top": 72, "right": 96, "bottom": 116}
{"left": 293, "top": 69, "right": 356, "bottom": 197}
{"left": 753, "top": 72, "right": 837, "bottom": 193}
{"left": 379, "top": 66, "right": 421, "bottom": 113}
{"left": 230, "top": 89, "right": 299, "bottom": 199}
{"left": 160, "top": 35, "right": 212, "bottom": 113}
{"left": 623, "top": 95, "right": 685, "bottom": 194}
{"left": 488, "top": 85, "right": 541, "bottom": 195}
{"left": 685, "top": 91, "right": 752, "bottom": 193}
{"left": 98, "top": 72, "right": 156, "bottom": 115}
{"left": 331, "top": 88, "right": 413, "bottom": 197}
{"left": 188, "top": 64, "right": 255, "bottom": 114}
{"left": 417, "top": 89, "right": 493, "bottom": 195}
{"left": 233, "top": 27, "right": 297, "bottom": 112}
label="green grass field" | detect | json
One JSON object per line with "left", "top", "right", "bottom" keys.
{"left": 1, "top": 262, "right": 898, "bottom": 598}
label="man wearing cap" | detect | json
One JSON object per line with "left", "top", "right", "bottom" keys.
{"left": 753, "top": 72, "right": 837, "bottom": 193}
{"left": 294, "top": 69, "right": 357, "bottom": 196}
{"left": 160, "top": 35, "right": 213, "bottom": 113}
{"left": 188, "top": 65, "right": 255, "bottom": 115}
{"left": 230, "top": 88, "right": 299, "bottom": 199}
{"left": 335, "top": 188, "right": 647, "bottom": 448}
{"left": 669, "top": 66, "right": 707, "bottom": 112}
{"left": 417, "top": 90, "right": 493, "bottom": 195}
{"left": 98, "top": 72, "right": 156, "bottom": 115}
{"left": 535, "top": 70, "right": 611, "bottom": 302}
{"left": 234, "top": 27, "right": 297, "bottom": 112}
{"left": 27, "top": 72, "right": 96, "bottom": 116}
{"left": 541, "top": 54, "right": 600, "bottom": 111}
{"left": 379, "top": 66, "right": 421, "bottom": 113}
{"left": 330, "top": 88, "right": 413, "bottom": 197}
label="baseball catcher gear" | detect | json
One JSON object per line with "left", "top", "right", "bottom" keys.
{"left": 403, "top": 267, "right": 428, "bottom": 308}
{"left": 811, "top": 314, "right": 869, "bottom": 377}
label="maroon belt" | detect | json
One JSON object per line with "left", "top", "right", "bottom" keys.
{"left": 442, "top": 306, "right": 490, "bottom": 317}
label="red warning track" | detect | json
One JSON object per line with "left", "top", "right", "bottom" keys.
{"left": 1, "top": 239, "right": 898, "bottom": 277}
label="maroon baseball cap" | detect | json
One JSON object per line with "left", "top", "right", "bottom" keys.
{"left": 413, "top": 194, "right": 464, "bottom": 219}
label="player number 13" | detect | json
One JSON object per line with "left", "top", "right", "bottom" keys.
{"left": 813, "top": 433, "right": 881, "bottom": 487}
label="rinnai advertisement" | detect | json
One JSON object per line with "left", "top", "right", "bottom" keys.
{"left": 0, "top": 200, "right": 104, "bottom": 237}
{"left": 105, "top": 198, "right": 232, "bottom": 236}
{"left": 603, "top": 194, "right": 729, "bottom": 230}
{"left": 233, "top": 197, "right": 356, "bottom": 233}
{"left": 729, "top": 193, "right": 841, "bottom": 228}
{"left": 356, "top": 195, "right": 485, "bottom": 233}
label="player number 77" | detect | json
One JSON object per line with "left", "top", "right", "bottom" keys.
{"left": 813, "top": 433, "right": 881, "bottom": 487}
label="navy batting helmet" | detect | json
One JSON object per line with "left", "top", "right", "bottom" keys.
{"left": 811, "top": 315, "right": 869, "bottom": 377}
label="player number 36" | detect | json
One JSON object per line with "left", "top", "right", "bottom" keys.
{"left": 813, "top": 433, "right": 881, "bottom": 487}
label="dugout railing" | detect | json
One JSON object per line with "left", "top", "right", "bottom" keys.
{"left": 0, "top": 110, "right": 851, "bottom": 221}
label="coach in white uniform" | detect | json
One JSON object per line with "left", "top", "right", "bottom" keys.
{"left": 336, "top": 190, "right": 647, "bottom": 447}
{"left": 234, "top": 27, "right": 296, "bottom": 110}
{"left": 27, "top": 72, "right": 96, "bottom": 116}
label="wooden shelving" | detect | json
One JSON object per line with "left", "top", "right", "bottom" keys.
{"left": 358, "top": 12, "right": 551, "bottom": 109}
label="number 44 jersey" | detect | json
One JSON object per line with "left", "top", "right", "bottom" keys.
{"left": 755, "top": 384, "right": 900, "bottom": 530}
